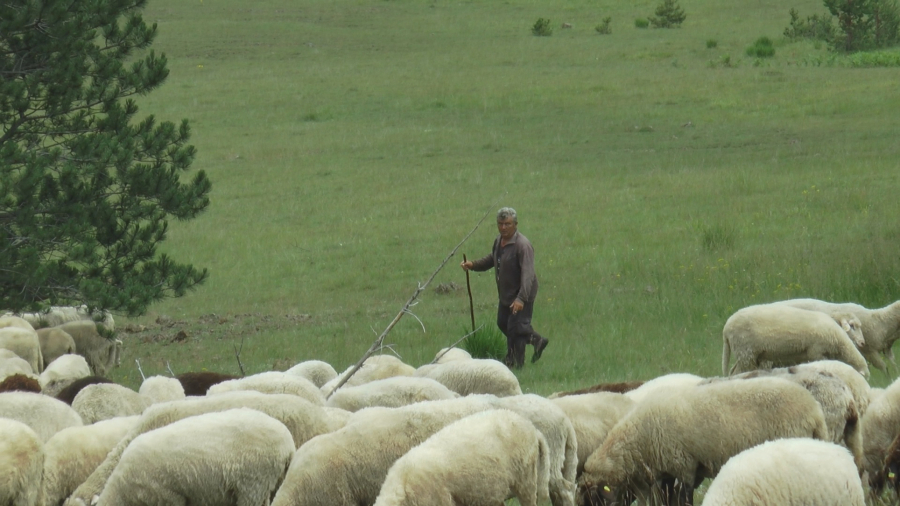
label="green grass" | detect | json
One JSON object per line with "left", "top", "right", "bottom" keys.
{"left": 111, "top": 0, "right": 900, "bottom": 399}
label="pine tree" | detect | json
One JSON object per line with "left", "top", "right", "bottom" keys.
{"left": 649, "top": 0, "right": 687, "bottom": 28}
{"left": 0, "top": 0, "right": 212, "bottom": 316}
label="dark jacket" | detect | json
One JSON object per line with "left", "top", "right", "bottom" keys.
{"left": 470, "top": 231, "right": 538, "bottom": 306}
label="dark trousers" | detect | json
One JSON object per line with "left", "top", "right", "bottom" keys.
{"left": 496, "top": 299, "right": 544, "bottom": 369}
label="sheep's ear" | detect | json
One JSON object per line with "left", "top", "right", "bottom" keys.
{"left": 840, "top": 319, "right": 852, "bottom": 332}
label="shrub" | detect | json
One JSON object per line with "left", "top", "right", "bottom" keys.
{"left": 649, "top": 0, "right": 687, "bottom": 28}
{"left": 706, "top": 38, "right": 718, "bottom": 48}
{"left": 821, "top": 0, "right": 900, "bottom": 51}
{"left": 746, "top": 36, "right": 776, "bottom": 57}
{"left": 596, "top": 17, "right": 613, "bottom": 34}
{"left": 463, "top": 325, "right": 507, "bottom": 361}
{"left": 635, "top": 18, "right": 650, "bottom": 28}
{"left": 784, "top": 8, "right": 835, "bottom": 41}
{"left": 532, "top": 17, "right": 553, "bottom": 36}
{"left": 843, "top": 48, "right": 900, "bottom": 65}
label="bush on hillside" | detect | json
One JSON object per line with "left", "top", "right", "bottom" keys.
{"left": 649, "top": 0, "right": 687, "bottom": 28}
{"left": 532, "top": 18, "right": 553, "bottom": 36}
{"left": 746, "top": 36, "right": 776, "bottom": 57}
{"left": 596, "top": 17, "right": 613, "bottom": 34}
{"left": 786, "top": 0, "right": 900, "bottom": 52}
{"left": 463, "top": 325, "right": 507, "bottom": 361}
{"left": 635, "top": 18, "right": 650, "bottom": 28}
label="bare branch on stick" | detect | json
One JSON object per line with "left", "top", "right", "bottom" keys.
{"left": 166, "top": 361, "right": 175, "bottom": 377}
{"left": 135, "top": 358, "right": 146, "bottom": 381}
{"left": 325, "top": 196, "right": 504, "bottom": 399}
{"left": 233, "top": 335, "right": 246, "bottom": 377}
{"left": 431, "top": 323, "right": 485, "bottom": 364}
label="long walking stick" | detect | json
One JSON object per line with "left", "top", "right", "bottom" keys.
{"left": 463, "top": 253, "right": 476, "bottom": 333}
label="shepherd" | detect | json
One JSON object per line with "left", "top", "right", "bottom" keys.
{"left": 460, "top": 207, "right": 549, "bottom": 369}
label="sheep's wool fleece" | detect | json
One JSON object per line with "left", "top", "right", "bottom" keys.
{"left": 97, "top": 409, "right": 295, "bottom": 506}
{"left": 373, "top": 409, "right": 550, "bottom": 506}
{"left": 702, "top": 438, "right": 865, "bottom": 506}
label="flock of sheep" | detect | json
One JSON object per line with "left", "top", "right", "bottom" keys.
{"left": 0, "top": 297, "right": 900, "bottom": 506}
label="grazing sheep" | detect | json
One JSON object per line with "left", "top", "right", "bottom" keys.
{"left": 72, "top": 383, "right": 150, "bottom": 424}
{"left": 321, "top": 354, "right": 417, "bottom": 397}
{"left": 321, "top": 406, "right": 352, "bottom": 431}
{"left": 860, "top": 376, "right": 900, "bottom": 489}
{"left": 54, "top": 376, "right": 113, "bottom": 405}
{"left": 0, "top": 350, "right": 34, "bottom": 380}
{"left": 373, "top": 409, "right": 551, "bottom": 506}
{"left": 208, "top": 371, "right": 325, "bottom": 405}
{"left": 38, "top": 415, "right": 140, "bottom": 506}
{"left": 0, "top": 391, "right": 83, "bottom": 441}
{"left": 0, "top": 373, "right": 42, "bottom": 393}
{"left": 55, "top": 321, "right": 120, "bottom": 377}
{"left": 581, "top": 377, "right": 829, "bottom": 504}
{"left": 39, "top": 354, "right": 93, "bottom": 398}
{"left": 549, "top": 380, "right": 645, "bottom": 399}
{"left": 551, "top": 391, "right": 636, "bottom": 476}
{"left": 623, "top": 373, "right": 703, "bottom": 404}
{"left": 271, "top": 396, "right": 499, "bottom": 506}
{"left": 414, "top": 358, "right": 523, "bottom": 397}
{"left": 702, "top": 439, "right": 865, "bottom": 506}
{"left": 17, "top": 305, "right": 115, "bottom": 332}
{"left": 37, "top": 327, "right": 77, "bottom": 367}
{"left": 432, "top": 347, "right": 472, "bottom": 364}
{"left": 326, "top": 376, "right": 459, "bottom": 412}
{"left": 175, "top": 371, "right": 239, "bottom": 395}
{"left": 487, "top": 394, "right": 579, "bottom": 506}
{"left": 285, "top": 360, "right": 338, "bottom": 388}
{"left": 96, "top": 409, "right": 294, "bottom": 506}
{"left": 788, "top": 360, "right": 872, "bottom": 418}
{"left": 703, "top": 367, "right": 862, "bottom": 469}
{"left": 65, "top": 391, "right": 334, "bottom": 506}
{"left": 138, "top": 375, "right": 186, "bottom": 405}
{"left": 722, "top": 304, "right": 869, "bottom": 377}
{"left": 0, "top": 418, "right": 44, "bottom": 506}
{"left": 777, "top": 298, "right": 900, "bottom": 373}
{"left": 0, "top": 325, "right": 43, "bottom": 373}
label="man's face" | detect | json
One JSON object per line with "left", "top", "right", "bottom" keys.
{"left": 497, "top": 217, "right": 517, "bottom": 240}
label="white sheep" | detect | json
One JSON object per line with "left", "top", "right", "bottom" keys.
{"left": 207, "top": 371, "right": 325, "bottom": 405}
{"left": 581, "top": 377, "right": 829, "bottom": 504}
{"left": 16, "top": 305, "right": 115, "bottom": 332}
{"left": 702, "top": 367, "right": 862, "bottom": 470}
{"left": 777, "top": 298, "right": 900, "bottom": 373}
{"left": 486, "top": 394, "right": 579, "bottom": 506}
{"left": 0, "top": 391, "right": 83, "bottom": 441}
{"left": 72, "top": 383, "right": 150, "bottom": 424}
{"left": 37, "top": 415, "right": 140, "bottom": 506}
{"left": 432, "top": 346, "right": 472, "bottom": 363}
{"left": 413, "top": 358, "right": 523, "bottom": 397}
{"left": 96, "top": 408, "right": 294, "bottom": 506}
{"left": 321, "top": 406, "right": 352, "bottom": 431}
{"left": 38, "top": 354, "right": 92, "bottom": 398}
{"left": 373, "top": 409, "right": 551, "bottom": 506}
{"left": 0, "top": 349, "right": 34, "bottom": 380}
{"left": 860, "top": 375, "right": 900, "bottom": 488}
{"left": 138, "top": 375, "right": 186, "bottom": 405}
{"left": 0, "top": 324, "right": 43, "bottom": 373}
{"left": 623, "top": 372, "right": 704, "bottom": 404}
{"left": 789, "top": 359, "right": 872, "bottom": 418}
{"left": 0, "top": 418, "right": 44, "bottom": 506}
{"left": 321, "top": 354, "right": 417, "bottom": 397}
{"left": 65, "top": 391, "right": 334, "bottom": 506}
{"left": 550, "top": 391, "right": 636, "bottom": 477}
{"left": 271, "top": 396, "right": 499, "bottom": 506}
{"left": 701, "top": 438, "right": 865, "bottom": 506}
{"left": 55, "top": 321, "right": 121, "bottom": 377}
{"left": 722, "top": 304, "right": 869, "bottom": 377}
{"left": 284, "top": 360, "right": 338, "bottom": 388}
{"left": 37, "top": 327, "right": 76, "bottom": 367}
{"left": 325, "top": 376, "right": 459, "bottom": 412}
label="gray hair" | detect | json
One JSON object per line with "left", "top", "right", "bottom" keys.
{"left": 497, "top": 207, "right": 517, "bottom": 223}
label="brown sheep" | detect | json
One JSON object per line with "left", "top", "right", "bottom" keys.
{"left": 0, "top": 373, "right": 41, "bottom": 393}
{"left": 176, "top": 371, "right": 240, "bottom": 396}
{"left": 55, "top": 376, "right": 113, "bottom": 405}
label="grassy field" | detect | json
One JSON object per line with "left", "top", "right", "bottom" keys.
{"left": 111, "top": 0, "right": 900, "bottom": 396}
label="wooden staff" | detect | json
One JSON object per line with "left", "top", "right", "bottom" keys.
{"left": 463, "top": 253, "right": 475, "bottom": 333}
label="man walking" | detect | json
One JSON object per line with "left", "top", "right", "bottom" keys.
{"left": 461, "top": 207, "right": 549, "bottom": 369}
